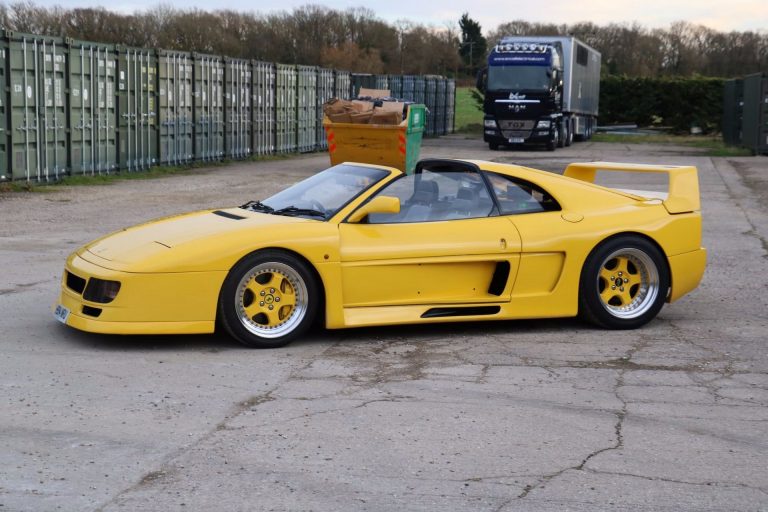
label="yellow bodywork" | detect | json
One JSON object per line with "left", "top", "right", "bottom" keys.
{"left": 56, "top": 159, "right": 706, "bottom": 335}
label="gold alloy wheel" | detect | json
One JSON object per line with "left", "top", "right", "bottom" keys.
{"left": 235, "top": 262, "right": 308, "bottom": 338}
{"left": 596, "top": 248, "right": 660, "bottom": 319}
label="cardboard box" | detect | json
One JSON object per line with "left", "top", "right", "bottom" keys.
{"left": 370, "top": 110, "right": 401, "bottom": 125}
{"left": 350, "top": 111, "right": 374, "bottom": 124}
{"left": 358, "top": 88, "right": 391, "bottom": 99}
{"left": 328, "top": 112, "right": 353, "bottom": 123}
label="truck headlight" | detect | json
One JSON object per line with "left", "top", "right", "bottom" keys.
{"left": 536, "top": 120, "right": 551, "bottom": 129}
{"left": 484, "top": 120, "right": 497, "bottom": 128}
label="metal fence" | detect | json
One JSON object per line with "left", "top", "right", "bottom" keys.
{"left": 0, "top": 30, "right": 456, "bottom": 182}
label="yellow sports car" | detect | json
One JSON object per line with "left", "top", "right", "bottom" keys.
{"left": 54, "top": 159, "right": 706, "bottom": 348}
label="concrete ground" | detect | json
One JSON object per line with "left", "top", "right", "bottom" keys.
{"left": 1, "top": 137, "right": 767, "bottom": 511}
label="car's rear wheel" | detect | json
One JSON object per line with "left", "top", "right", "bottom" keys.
{"left": 219, "top": 250, "right": 318, "bottom": 348}
{"left": 579, "top": 236, "right": 669, "bottom": 329}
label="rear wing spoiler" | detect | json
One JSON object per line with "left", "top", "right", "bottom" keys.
{"left": 563, "top": 161, "right": 700, "bottom": 214}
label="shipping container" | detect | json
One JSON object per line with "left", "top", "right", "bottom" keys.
{"left": 316, "top": 67, "right": 334, "bottom": 151}
{"left": 388, "top": 75, "right": 403, "bottom": 99}
{"left": 350, "top": 73, "right": 375, "bottom": 97}
{"left": 435, "top": 78, "right": 447, "bottom": 135}
{"left": 334, "top": 70, "right": 351, "bottom": 100}
{"left": 0, "top": 41, "right": 7, "bottom": 180}
{"left": 7, "top": 33, "right": 68, "bottom": 181}
{"left": 116, "top": 47, "right": 158, "bottom": 171}
{"left": 413, "top": 77, "right": 426, "bottom": 106}
{"left": 192, "top": 53, "right": 224, "bottom": 162}
{"left": 424, "top": 77, "right": 437, "bottom": 136}
{"left": 741, "top": 73, "right": 768, "bottom": 155}
{"left": 401, "top": 75, "right": 415, "bottom": 102}
{"left": 252, "top": 61, "right": 275, "bottom": 156}
{"left": 69, "top": 40, "right": 117, "bottom": 175}
{"left": 275, "top": 64, "right": 297, "bottom": 153}
{"left": 446, "top": 79, "right": 456, "bottom": 134}
{"left": 296, "top": 65, "right": 317, "bottom": 153}
{"left": 224, "top": 57, "right": 251, "bottom": 159}
{"left": 158, "top": 50, "right": 193, "bottom": 165}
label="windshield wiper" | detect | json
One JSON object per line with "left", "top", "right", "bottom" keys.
{"left": 240, "top": 200, "right": 274, "bottom": 213}
{"left": 272, "top": 206, "right": 327, "bottom": 219}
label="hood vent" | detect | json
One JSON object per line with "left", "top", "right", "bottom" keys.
{"left": 213, "top": 210, "right": 246, "bottom": 220}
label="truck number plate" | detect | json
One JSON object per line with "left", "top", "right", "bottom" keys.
{"left": 508, "top": 137, "right": 525, "bottom": 143}
{"left": 54, "top": 304, "right": 70, "bottom": 324}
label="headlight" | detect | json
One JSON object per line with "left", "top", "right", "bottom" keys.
{"left": 536, "top": 120, "right": 551, "bottom": 129}
{"left": 83, "top": 278, "right": 121, "bottom": 303}
{"left": 484, "top": 120, "right": 497, "bottom": 128}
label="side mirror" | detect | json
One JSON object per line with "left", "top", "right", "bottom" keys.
{"left": 347, "top": 195, "right": 401, "bottom": 223}
{"left": 476, "top": 68, "right": 487, "bottom": 94}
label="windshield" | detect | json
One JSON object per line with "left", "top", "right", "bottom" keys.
{"left": 487, "top": 65, "right": 551, "bottom": 91}
{"left": 244, "top": 164, "right": 390, "bottom": 220}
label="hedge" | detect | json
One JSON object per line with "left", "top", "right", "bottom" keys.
{"left": 599, "top": 76, "right": 725, "bottom": 133}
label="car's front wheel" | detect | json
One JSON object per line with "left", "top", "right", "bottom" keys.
{"left": 219, "top": 250, "right": 319, "bottom": 348}
{"left": 578, "top": 236, "right": 669, "bottom": 329}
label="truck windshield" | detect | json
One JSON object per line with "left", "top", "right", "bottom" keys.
{"left": 487, "top": 65, "right": 551, "bottom": 91}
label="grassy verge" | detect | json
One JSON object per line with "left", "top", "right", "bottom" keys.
{"left": 592, "top": 133, "right": 753, "bottom": 157}
{"left": 454, "top": 86, "right": 483, "bottom": 135}
{"left": 0, "top": 153, "right": 295, "bottom": 193}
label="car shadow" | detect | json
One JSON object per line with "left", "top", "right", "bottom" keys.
{"left": 54, "top": 317, "right": 592, "bottom": 353}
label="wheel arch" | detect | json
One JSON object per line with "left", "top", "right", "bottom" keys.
{"left": 580, "top": 231, "right": 670, "bottom": 294}
{"left": 216, "top": 246, "right": 328, "bottom": 328}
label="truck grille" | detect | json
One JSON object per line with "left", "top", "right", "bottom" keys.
{"left": 502, "top": 130, "right": 534, "bottom": 138}
{"left": 498, "top": 120, "right": 535, "bottom": 130}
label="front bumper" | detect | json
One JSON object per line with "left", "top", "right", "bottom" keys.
{"left": 54, "top": 253, "right": 226, "bottom": 335}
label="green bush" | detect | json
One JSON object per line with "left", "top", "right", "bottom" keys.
{"left": 599, "top": 76, "right": 724, "bottom": 133}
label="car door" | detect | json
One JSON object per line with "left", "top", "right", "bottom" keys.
{"left": 338, "top": 166, "right": 522, "bottom": 308}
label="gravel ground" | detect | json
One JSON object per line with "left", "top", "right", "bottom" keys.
{"left": 1, "top": 137, "right": 767, "bottom": 512}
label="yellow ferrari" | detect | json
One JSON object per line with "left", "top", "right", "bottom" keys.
{"left": 54, "top": 159, "right": 706, "bottom": 348}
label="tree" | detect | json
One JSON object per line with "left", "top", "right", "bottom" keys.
{"left": 458, "top": 13, "right": 486, "bottom": 76}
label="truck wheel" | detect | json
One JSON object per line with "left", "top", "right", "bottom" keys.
{"left": 565, "top": 120, "right": 573, "bottom": 146}
{"left": 547, "top": 126, "right": 558, "bottom": 151}
{"left": 557, "top": 122, "right": 565, "bottom": 148}
{"left": 488, "top": 142, "right": 499, "bottom": 151}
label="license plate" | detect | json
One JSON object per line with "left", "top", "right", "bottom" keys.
{"left": 53, "top": 304, "right": 70, "bottom": 324}
{"left": 508, "top": 137, "right": 525, "bottom": 143}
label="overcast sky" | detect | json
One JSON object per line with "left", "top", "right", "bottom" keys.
{"left": 28, "top": 0, "right": 768, "bottom": 32}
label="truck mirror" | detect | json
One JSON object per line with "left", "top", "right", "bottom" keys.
{"left": 476, "top": 68, "right": 487, "bottom": 93}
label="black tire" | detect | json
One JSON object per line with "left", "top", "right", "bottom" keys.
{"left": 219, "top": 250, "right": 319, "bottom": 348}
{"left": 565, "top": 119, "right": 573, "bottom": 146}
{"left": 546, "top": 127, "right": 557, "bottom": 151}
{"left": 557, "top": 121, "right": 565, "bottom": 148}
{"left": 578, "top": 236, "right": 669, "bottom": 329}
{"left": 488, "top": 142, "right": 500, "bottom": 151}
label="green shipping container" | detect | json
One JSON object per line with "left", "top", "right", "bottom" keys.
{"left": 224, "top": 58, "right": 251, "bottom": 159}
{"left": 252, "top": 61, "right": 275, "bottom": 156}
{"left": 69, "top": 40, "right": 118, "bottom": 175}
{"left": 297, "top": 65, "right": 317, "bottom": 153}
{"left": 0, "top": 41, "right": 8, "bottom": 181}
{"left": 275, "top": 64, "right": 297, "bottom": 153}
{"left": 193, "top": 54, "right": 224, "bottom": 162}
{"left": 334, "top": 70, "right": 350, "bottom": 100}
{"left": 6, "top": 32, "right": 68, "bottom": 181}
{"left": 316, "top": 68, "right": 334, "bottom": 151}
{"left": 158, "top": 50, "right": 193, "bottom": 165}
{"left": 116, "top": 47, "right": 158, "bottom": 171}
